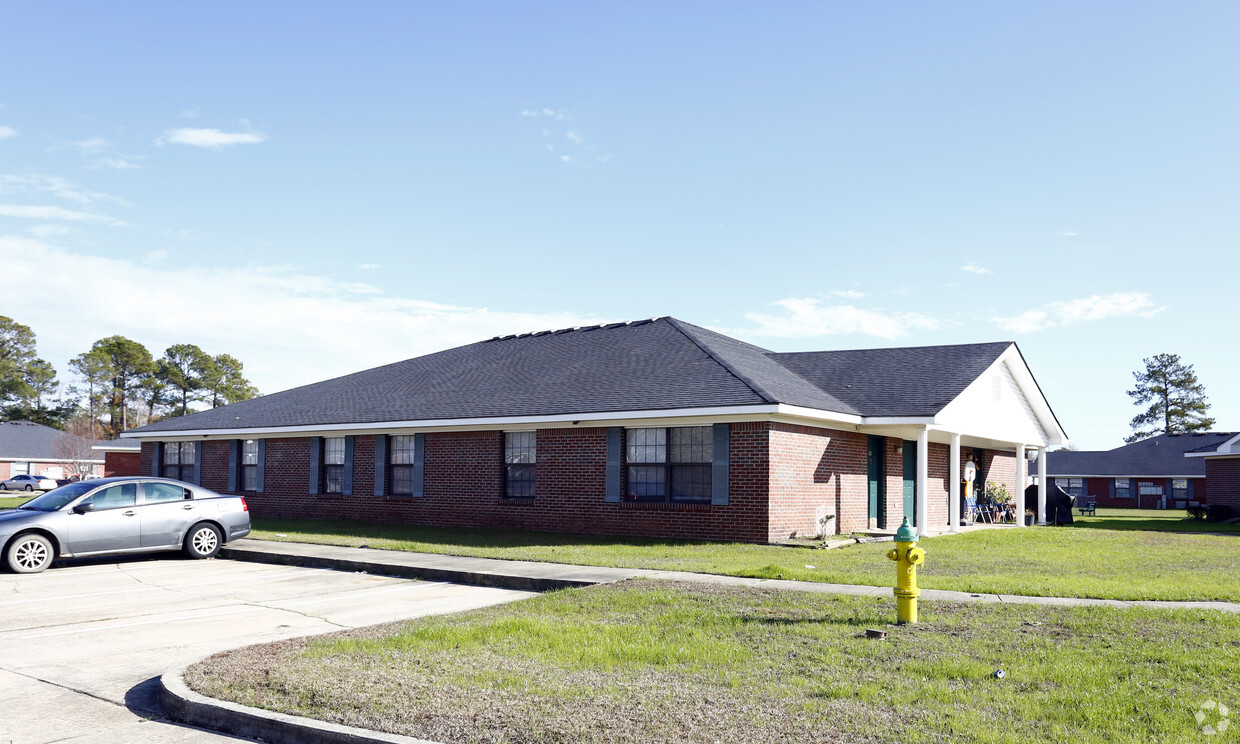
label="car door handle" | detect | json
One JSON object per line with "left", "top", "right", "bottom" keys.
{"left": 182, "top": 504, "right": 194, "bottom": 510}
{"left": 123, "top": 510, "right": 136, "bottom": 517}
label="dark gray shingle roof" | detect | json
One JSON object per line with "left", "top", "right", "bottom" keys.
{"left": 126, "top": 317, "right": 1021, "bottom": 434}
{"left": 1035, "top": 432, "right": 1237, "bottom": 478}
{"left": 772, "top": 342, "right": 1012, "bottom": 416}
{"left": 0, "top": 420, "right": 100, "bottom": 459}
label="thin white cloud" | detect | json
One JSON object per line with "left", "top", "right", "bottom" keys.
{"left": 0, "top": 126, "right": 16, "bottom": 139}
{"left": 0, "top": 204, "right": 126, "bottom": 225}
{"left": 991, "top": 292, "right": 1164, "bottom": 333}
{"left": 1058, "top": 230, "right": 1079, "bottom": 237}
{"left": 357, "top": 263, "right": 380, "bottom": 270}
{"left": 744, "top": 298, "right": 941, "bottom": 340}
{"left": 180, "top": 108, "right": 200, "bottom": 119}
{"left": 88, "top": 157, "right": 143, "bottom": 170}
{"left": 826, "top": 289, "right": 865, "bottom": 300}
{"left": 158, "top": 127, "right": 267, "bottom": 149}
{"left": 597, "top": 153, "right": 613, "bottom": 164}
{"left": 520, "top": 108, "right": 568, "bottom": 120}
{"left": 146, "top": 249, "right": 168, "bottom": 262}
{"left": 1, "top": 236, "right": 605, "bottom": 396}
{"left": 71, "top": 137, "right": 110, "bottom": 152}
{"left": 0, "top": 174, "right": 128, "bottom": 206}
{"left": 545, "top": 144, "right": 554, "bottom": 152}
{"left": 29, "top": 224, "right": 73, "bottom": 237}
{"left": 961, "top": 264, "right": 992, "bottom": 275}
{"left": 560, "top": 155, "right": 571, "bottom": 163}
{"left": 566, "top": 131, "right": 585, "bottom": 145}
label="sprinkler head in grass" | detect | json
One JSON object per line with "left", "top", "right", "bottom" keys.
{"left": 994, "top": 669, "right": 1006, "bottom": 679}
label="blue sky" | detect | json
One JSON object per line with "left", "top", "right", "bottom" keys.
{"left": 1, "top": 1, "right": 1236, "bottom": 450}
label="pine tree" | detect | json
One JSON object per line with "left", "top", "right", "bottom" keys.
{"left": 1126, "top": 353, "right": 1215, "bottom": 442}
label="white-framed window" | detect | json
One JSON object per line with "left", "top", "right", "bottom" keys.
{"left": 1172, "top": 479, "right": 1188, "bottom": 500}
{"left": 626, "top": 426, "right": 712, "bottom": 503}
{"left": 1114, "top": 479, "right": 1132, "bottom": 499}
{"left": 390, "top": 435, "right": 416, "bottom": 496}
{"left": 241, "top": 440, "right": 259, "bottom": 491}
{"left": 323, "top": 437, "right": 345, "bottom": 494}
{"left": 162, "top": 442, "right": 195, "bottom": 482}
{"left": 1056, "top": 477, "right": 1083, "bottom": 499}
{"left": 504, "top": 431, "right": 537, "bottom": 498}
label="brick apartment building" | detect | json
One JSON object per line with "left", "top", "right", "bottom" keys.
{"left": 123, "top": 317, "right": 1067, "bottom": 541}
{"left": 1035, "top": 432, "right": 1238, "bottom": 510}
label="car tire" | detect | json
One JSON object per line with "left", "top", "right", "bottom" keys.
{"left": 24, "top": 485, "right": 33, "bottom": 492}
{"left": 183, "top": 523, "right": 222, "bottom": 559}
{"left": 6, "top": 533, "right": 54, "bottom": 573}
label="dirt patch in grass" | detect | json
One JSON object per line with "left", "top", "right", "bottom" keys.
{"left": 187, "top": 580, "right": 1240, "bottom": 744}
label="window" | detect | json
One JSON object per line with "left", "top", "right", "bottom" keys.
{"left": 1114, "top": 479, "right": 1132, "bottom": 499}
{"left": 162, "top": 442, "right": 195, "bottom": 482}
{"left": 503, "top": 432, "right": 537, "bottom": 498}
{"left": 83, "top": 483, "right": 137, "bottom": 510}
{"left": 1056, "top": 477, "right": 1083, "bottom": 499}
{"left": 626, "top": 426, "right": 712, "bottom": 503}
{"left": 1172, "top": 479, "right": 1188, "bottom": 500}
{"left": 323, "top": 437, "right": 345, "bottom": 494}
{"left": 390, "top": 435, "right": 416, "bottom": 496}
{"left": 1138, "top": 481, "right": 1163, "bottom": 496}
{"left": 145, "top": 482, "right": 189, "bottom": 504}
{"left": 239, "top": 440, "right": 259, "bottom": 491}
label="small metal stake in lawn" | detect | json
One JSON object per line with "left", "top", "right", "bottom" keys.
{"left": 886, "top": 517, "right": 925, "bottom": 624}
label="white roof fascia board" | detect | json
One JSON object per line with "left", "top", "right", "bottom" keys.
{"left": 771, "top": 405, "right": 862, "bottom": 427}
{"left": 119, "top": 404, "right": 791, "bottom": 440}
{"left": 1045, "top": 473, "right": 1205, "bottom": 479}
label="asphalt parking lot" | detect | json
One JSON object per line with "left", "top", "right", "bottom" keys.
{"left": 0, "top": 555, "right": 535, "bottom": 744}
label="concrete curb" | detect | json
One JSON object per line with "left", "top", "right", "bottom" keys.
{"left": 161, "top": 665, "right": 445, "bottom": 744}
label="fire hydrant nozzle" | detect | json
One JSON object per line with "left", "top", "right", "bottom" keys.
{"left": 886, "top": 516, "right": 923, "bottom": 624}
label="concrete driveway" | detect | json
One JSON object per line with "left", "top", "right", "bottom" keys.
{"left": 0, "top": 555, "right": 534, "bottom": 743}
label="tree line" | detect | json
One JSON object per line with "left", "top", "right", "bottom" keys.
{"left": 1, "top": 315, "right": 259, "bottom": 438}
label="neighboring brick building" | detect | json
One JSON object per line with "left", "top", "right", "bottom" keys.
{"left": 92, "top": 439, "right": 142, "bottom": 477}
{"left": 123, "top": 317, "right": 1067, "bottom": 541}
{"left": 1034, "top": 432, "right": 1237, "bottom": 509}
{"left": 0, "top": 420, "right": 103, "bottom": 482}
{"left": 1185, "top": 433, "right": 1240, "bottom": 512}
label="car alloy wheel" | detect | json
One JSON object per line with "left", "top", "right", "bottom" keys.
{"left": 6, "top": 534, "right": 53, "bottom": 573}
{"left": 24, "top": 485, "right": 33, "bottom": 491}
{"left": 185, "top": 523, "right": 222, "bottom": 559}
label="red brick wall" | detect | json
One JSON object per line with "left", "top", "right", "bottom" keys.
{"left": 104, "top": 451, "right": 141, "bottom": 477}
{"left": 145, "top": 425, "right": 774, "bottom": 543}
{"left": 765, "top": 424, "right": 868, "bottom": 538}
{"left": 1204, "top": 459, "right": 1240, "bottom": 509}
{"left": 882, "top": 438, "right": 906, "bottom": 530}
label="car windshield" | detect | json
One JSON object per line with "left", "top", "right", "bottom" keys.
{"left": 18, "top": 481, "right": 98, "bottom": 511}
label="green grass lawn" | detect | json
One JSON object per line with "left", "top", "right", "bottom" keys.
{"left": 1076, "top": 507, "right": 1240, "bottom": 534}
{"left": 187, "top": 580, "right": 1240, "bottom": 744}
{"left": 0, "top": 495, "right": 32, "bottom": 509}
{"left": 251, "top": 510, "right": 1240, "bottom": 603}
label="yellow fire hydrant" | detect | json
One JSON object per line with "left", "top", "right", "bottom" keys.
{"left": 886, "top": 517, "right": 925, "bottom": 624}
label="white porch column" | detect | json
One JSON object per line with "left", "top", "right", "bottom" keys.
{"left": 949, "top": 434, "right": 961, "bottom": 533}
{"left": 916, "top": 427, "right": 930, "bottom": 537}
{"left": 1037, "top": 447, "right": 1048, "bottom": 525}
{"left": 1014, "top": 444, "right": 1026, "bottom": 528}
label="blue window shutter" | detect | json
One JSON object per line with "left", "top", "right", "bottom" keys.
{"left": 1108, "top": 478, "right": 1115, "bottom": 500}
{"left": 151, "top": 442, "right": 163, "bottom": 477}
{"left": 605, "top": 427, "right": 621, "bottom": 502}
{"left": 192, "top": 442, "right": 203, "bottom": 485}
{"left": 412, "top": 433, "right": 425, "bottom": 498}
{"left": 374, "top": 434, "right": 388, "bottom": 497}
{"left": 711, "top": 423, "right": 730, "bottom": 505}
{"left": 228, "top": 440, "right": 239, "bottom": 492}
{"left": 309, "top": 437, "right": 321, "bottom": 495}
{"left": 343, "top": 436, "right": 355, "bottom": 496}
{"left": 257, "top": 439, "right": 266, "bottom": 493}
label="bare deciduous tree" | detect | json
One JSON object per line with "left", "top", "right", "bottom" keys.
{"left": 53, "top": 418, "right": 104, "bottom": 479}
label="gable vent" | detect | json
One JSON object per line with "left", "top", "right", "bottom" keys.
{"left": 992, "top": 375, "right": 1002, "bottom": 402}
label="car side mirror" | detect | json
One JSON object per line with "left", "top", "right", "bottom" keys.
{"left": 73, "top": 503, "right": 94, "bottom": 514}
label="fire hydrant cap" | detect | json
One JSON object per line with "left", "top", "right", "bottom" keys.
{"left": 895, "top": 516, "right": 918, "bottom": 543}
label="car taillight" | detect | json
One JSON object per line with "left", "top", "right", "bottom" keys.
{"left": 240, "top": 497, "right": 249, "bottom": 512}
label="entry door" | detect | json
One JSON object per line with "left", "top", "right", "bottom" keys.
{"left": 902, "top": 440, "right": 917, "bottom": 527}
{"left": 867, "top": 436, "right": 885, "bottom": 529}
{"left": 66, "top": 483, "right": 141, "bottom": 554}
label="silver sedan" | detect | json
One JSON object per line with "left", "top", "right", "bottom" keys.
{"left": 1, "top": 474, "right": 58, "bottom": 491}
{"left": 0, "top": 477, "right": 252, "bottom": 573}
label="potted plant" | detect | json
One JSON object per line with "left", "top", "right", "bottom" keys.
{"left": 1024, "top": 508, "right": 1035, "bottom": 527}
{"left": 985, "top": 481, "right": 1012, "bottom": 522}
